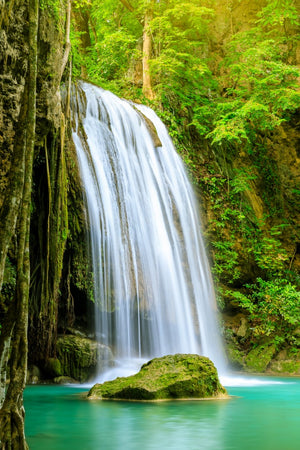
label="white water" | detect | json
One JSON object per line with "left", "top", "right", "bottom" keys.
{"left": 72, "top": 81, "right": 227, "bottom": 381}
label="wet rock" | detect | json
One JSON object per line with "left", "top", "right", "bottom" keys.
{"left": 88, "top": 354, "right": 228, "bottom": 401}
{"left": 136, "top": 110, "right": 162, "bottom": 147}
{"left": 56, "top": 334, "right": 113, "bottom": 382}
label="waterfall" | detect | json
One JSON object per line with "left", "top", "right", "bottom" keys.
{"left": 72, "top": 81, "right": 226, "bottom": 381}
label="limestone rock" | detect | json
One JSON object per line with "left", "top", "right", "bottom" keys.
{"left": 88, "top": 354, "right": 228, "bottom": 401}
{"left": 56, "top": 334, "right": 113, "bottom": 382}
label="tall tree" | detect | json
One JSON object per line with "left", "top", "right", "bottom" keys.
{"left": 117, "top": 0, "right": 155, "bottom": 98}
{"left": 0, "top": 0, "right": 71, "bottom": 446}
{"left": 0, "top": 0, "right": 38, "bottom": 446}
{"left": 141, "top": 0, "right": 155, "bottom": 99}
{"left": 72, "top": 0, "right": 92, "bottom": 78}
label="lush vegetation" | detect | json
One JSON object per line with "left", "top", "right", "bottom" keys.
{"left": 69, "top": 0, "right": 300, "bottom": 365}
{"left": 0, "top": 2, "right": 299, "bottom": 445}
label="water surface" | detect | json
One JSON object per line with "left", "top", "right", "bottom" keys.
{"left": 25, "top": 377, "right": 300, "bottom": 450}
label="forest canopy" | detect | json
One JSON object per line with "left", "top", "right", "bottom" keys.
{"left": 71, "top": 0, "right": 300, "bottom": 144}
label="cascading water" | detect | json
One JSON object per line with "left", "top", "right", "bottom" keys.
{"left": 72, "top": 81, "right": 226, "bottom": 381}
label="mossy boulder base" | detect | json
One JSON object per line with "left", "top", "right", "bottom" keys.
{"left": 88, "top": 354, "right": 228, "bottom": 401}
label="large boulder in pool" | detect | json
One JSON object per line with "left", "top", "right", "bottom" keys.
{"left": 88, "top": 354, "right": 228, "bottom": 401}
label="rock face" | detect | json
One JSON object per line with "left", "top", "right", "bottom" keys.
{"left": 56, "top": 335, "right": 113, "bottom": 382}
{"left": 88, "top": 354, "right": 228, "bottom": 401}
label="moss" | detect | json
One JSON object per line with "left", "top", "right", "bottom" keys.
{"left": 245, "top": 344, "right": 276, "bottom": 372}
{"left": 269, "top": 360, "right": 300, "bottom": 375}
{"left": 268, "top": 348, "right": 300, "bottom": 375}
{"left": 88, "top": 354, "right": 228, "bottom": 401}
{"left": 56, "top": 335, "right": 97, "bottom": 382}
{"left": 226, "top": 343, "right": 245, "bottom": 369}
{"left": 53, "top": 376, "right": 76, "bottom": 384}
{"left": 44, "top": 357, "right": 62, "bottom": 378}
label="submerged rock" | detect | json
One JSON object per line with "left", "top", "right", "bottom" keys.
{"left": 88, "top": 354, "right": 228, "bottom": 401}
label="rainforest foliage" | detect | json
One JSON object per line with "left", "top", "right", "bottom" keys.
{"left": 69, "top": 0, "right": 300, "bottom": 359}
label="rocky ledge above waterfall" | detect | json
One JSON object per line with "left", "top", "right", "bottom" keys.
{"left": 87, "top": 354, "right": 228, "bottom": 401}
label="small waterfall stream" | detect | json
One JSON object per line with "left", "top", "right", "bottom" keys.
{"left": 72, "top": 81, "right": 226, "bottom": 381}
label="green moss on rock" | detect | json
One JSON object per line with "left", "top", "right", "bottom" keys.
{"left": 56, "top": 334, "right": 113, "bottom": 382}
{"left": 245, "top": 344, "right": 276, "bottom": 372}
{"left": 44, "top": 358, "right": 63, "bottom": 378}
{"left": 268, "top": 360, "right": 300, "bottom": 375}
{"left": 268, "top": 348, "right": 300, "bottom": 375}
{"left": 88, "top": 354, "right": 228, "bottom": 401}
{"left": 227, "top": 343, "right": 245, "bottom": 369}
{"left": 53, "top": 376, "right": 77, "bottom": 384}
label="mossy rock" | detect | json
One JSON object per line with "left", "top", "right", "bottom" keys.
{"left": 245, "top": 344, "right": 276, "bottom": 372}
{"left": 53, "top": 376, "right": 77, "bottom": 384}
{"left": 226, "top": 343, "right": 245, "bottom": 369}
{"left": 268, "top": 360, "right": 300, "bottom": 375}
{"left": 44, "top": 358, "right": 63, "bottom": 378}
{"left": 56, "top": 335, "right": 113, "bottom": 382}
{"left": 268, "top": 348, "right": 300, "bottom": 375}
{"left": 88, "top": 354, "right": 228, "bottom": 401}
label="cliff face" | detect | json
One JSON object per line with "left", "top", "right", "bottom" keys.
{"left": 0, "top": 0, "right": 28, "bottom": 205}
{"left": 0, "top": 0, "right": 90, "bottom": 383}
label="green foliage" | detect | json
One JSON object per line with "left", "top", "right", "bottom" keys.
{"left": 252, "top": 226, "right": 289, "bottom": 274}
{"left": 230, "top": 168, "right": 257, "bottom": 196}
{"left": 256, "top": 0, "right": 299, "bottom": 28}
{"left": 207, "top": 35, "right": 300, "bottom": 144}
{"left": 228, "top": 278, "right": 300, "bottom": 347}
{"left": 149, "top": 0, "right": 216, "bottom": 114}
{"left": 200, "top": 0, "right": 300, "bottom": 145}
{"left": 96, "top": 31, "right": 139, "bottom": 80}
{"left": 212, "top": 240, "right": 241, "bottom": 283}
{"left": 40, "top": 0, "right": 60, "bottom": 21}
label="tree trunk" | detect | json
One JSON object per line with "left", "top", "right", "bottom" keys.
{"left": 72, "top": 2, "right": 92, "bottom": 79}
{"left": 142, "top": 5, "right": 155, "bottom": 100}
{"left": 118, "top": 0, "right": 155, "bottom": 99}
{"left": 0, "top": 0, "right": 38, "bottom": 446}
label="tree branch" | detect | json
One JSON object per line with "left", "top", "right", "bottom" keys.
{"left": 119, "top": 0, "right": 135, "bottom": 13}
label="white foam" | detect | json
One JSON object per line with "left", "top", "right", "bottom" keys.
{"left": 220, "top": 375, "right": 293, "bottom": 387}
{"left": 94, "top": 358, "right": 147, "bottom": 383}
